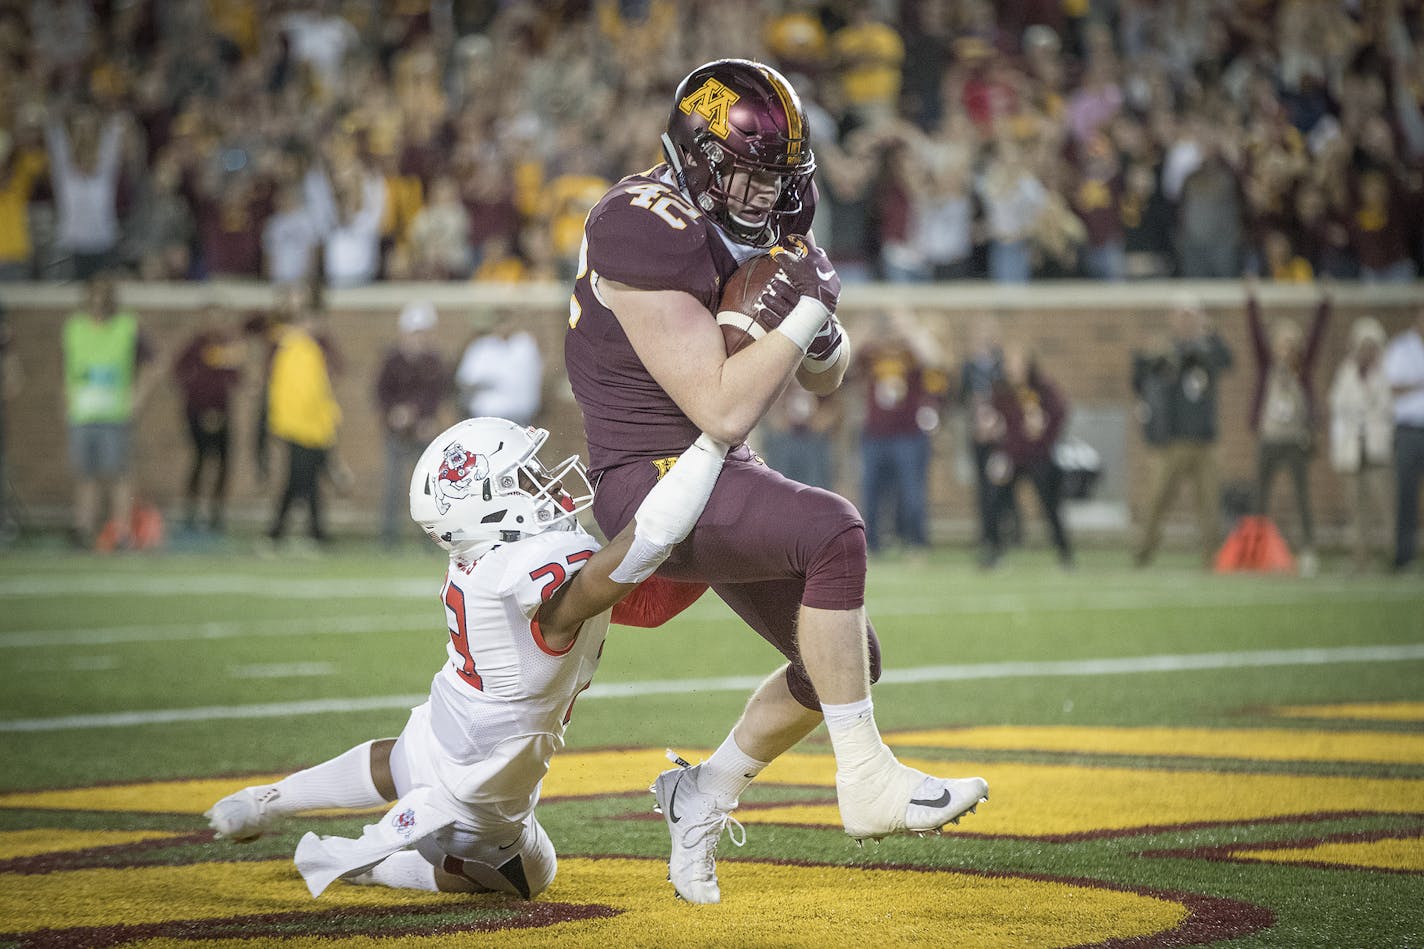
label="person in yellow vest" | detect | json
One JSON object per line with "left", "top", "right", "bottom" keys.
{"left": 61, "top": 274, "right": 155, "bottom": 549}
{"left": 265, "top": 300, "right": 341, "bottom": 549}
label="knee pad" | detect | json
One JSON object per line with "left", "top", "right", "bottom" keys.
{"left": 783, "top": 620, "right": 883, "bottom": 711}
{"left": 801, "top": 519, "right": 868, "bottom": 612}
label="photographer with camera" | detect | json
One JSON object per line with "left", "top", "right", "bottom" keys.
{"left": 1132, "top": 295, "right": 1234, "bottom": 568}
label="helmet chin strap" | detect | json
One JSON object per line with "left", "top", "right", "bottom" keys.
{"left": 660, "top": 132, "right": 692, "bottom": 197}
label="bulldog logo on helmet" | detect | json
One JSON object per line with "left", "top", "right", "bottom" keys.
{"left": 433, "top": 442, "right": 488, "bottom": 515}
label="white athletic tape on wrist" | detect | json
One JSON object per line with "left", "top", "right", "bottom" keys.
{"left": 715, "top": 311, "right": 768, "bottom": 341}
{"left": 610, "top": 434, "right": 729, "bottom": 584}
{"left": 609, "top": 534, "right": 672, "bottom": 585}
{"left": 773, "top": 297, "right": 832, "bottom": 353}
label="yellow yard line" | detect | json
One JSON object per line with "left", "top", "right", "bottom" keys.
{"left": 888, "top": 726, "right": 1424, "bottom": 765}
{"left": 0, "top": 828, "right": 183, "bottom": 860}
{"left": 1229, "top": 837, "right": 1424, "bottom": 872}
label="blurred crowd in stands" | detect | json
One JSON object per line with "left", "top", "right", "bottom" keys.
{"left": 3, "top": 0, "right": 1424, "bottom": 285}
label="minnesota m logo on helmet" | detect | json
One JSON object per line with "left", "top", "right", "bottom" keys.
{"left": 679, "top": 77, "right": 740, "bottom": 139}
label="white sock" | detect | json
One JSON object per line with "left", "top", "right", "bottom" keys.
{"left": 821, "top": 697, "right": 891, "bottom": 774}
{"left": 365, "top": 850, "right": 440, "bottom": 891}
{"left": 697, "top": 732, "right": 769, "bottom": 805}
{"left": 271, "top": 740, "right": 386, "bottom": 814}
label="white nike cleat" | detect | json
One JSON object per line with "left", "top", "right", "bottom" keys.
{"left": 650, "top": 750, "right": 746, "bottom": 904}
{"left": 836, "top": 753, "right": 988, "bottom": 842}
{"left": 205, "top": 785, "right": 282, "bottom": 842}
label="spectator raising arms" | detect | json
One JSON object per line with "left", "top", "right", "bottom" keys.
{"left": 6, "top": 4, "right": 1424, "bottom": 284}
{"left": 45, "top": 107, "right": 127, "bottom": 280}
{"left": 1245, "top": 280, "right": 1329, "bottom": 575}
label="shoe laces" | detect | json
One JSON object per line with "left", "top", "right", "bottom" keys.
{"left": 689, "top": 812, "right": 745, "bottom": 880}
{"left": 664, "top": 750, "right": 747, "bottom": 877}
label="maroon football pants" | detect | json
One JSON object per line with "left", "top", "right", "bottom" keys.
{"left": 593, "top": 445, "right": 881, "bottom": 709}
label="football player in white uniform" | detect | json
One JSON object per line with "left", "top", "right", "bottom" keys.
{"left": 206, "top": 417, "right": 727, "bottom": 898}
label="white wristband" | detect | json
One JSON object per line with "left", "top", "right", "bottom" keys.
{"left": 773, "top": 296, "right": 832, "bottom": 353}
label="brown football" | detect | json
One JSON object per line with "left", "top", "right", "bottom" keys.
{"left": 716, "top": 254, "right": 784, "bottom": 355}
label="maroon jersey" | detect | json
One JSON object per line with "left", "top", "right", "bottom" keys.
{"left": 565, "top": 164, "right": 815, "bottom": 476}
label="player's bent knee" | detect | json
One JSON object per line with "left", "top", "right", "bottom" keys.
{"left": 802, "top": 518, "right": 867, "bottom": 612}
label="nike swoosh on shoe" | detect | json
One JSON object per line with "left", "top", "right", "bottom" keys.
{"left": 669, "top": 774, "right": 684, "bottom": 823}
{"left": 909, "top": 789, "right": 953, "bottom": 808}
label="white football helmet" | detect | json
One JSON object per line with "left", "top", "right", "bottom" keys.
{"left": 409, "top": 417, "right": 594, "bottom": 561}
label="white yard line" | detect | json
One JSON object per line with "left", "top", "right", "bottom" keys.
{"left": 0, "top": 576, "right": 436, "bottom": 599}
{"left": 228, "top": 662, "right": 338, "bottom": 679}
{"left": 870, "top": 586, "right": 1424, "bottom": 617}
{"left": 4, "top": 588, "right": 1418, "bottom": 650}
{"left": 3, "top": 643, "right": 1421, "bottom": 733}
{"left": 0, "top": 615, "right": 438, "bottom": 648}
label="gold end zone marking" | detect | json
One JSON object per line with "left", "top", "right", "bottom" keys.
{"left": 0, "top": 856, "right": 1188, "bottom": 948}
{"left": 1226, "top": 836, "right": 1424, "bottom": 873}
{"left": 0, "top": 858, "right": 467, "bottom": 932}
{"left": 732, "top": 758, "right": 1424, "bottom": 837}
{"left": 8, "top": 745, "right": 1424, "bottom": 838}
{"left": 887, "top": 726, "right": 1424, "bottom": 765}
{"left": 0, "top": 775, "right": 384, "bottom": 818}
{"left": 0, "top": 829, "right": 181, "bottom": 860}
{"left": 1271, "top": 702, "right": 1424, "bottom": 723}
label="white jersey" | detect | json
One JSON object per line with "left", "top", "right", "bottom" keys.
{"left": 419, "top": 529, "right": 607, "bottom": 821}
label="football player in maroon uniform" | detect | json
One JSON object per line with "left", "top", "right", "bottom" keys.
{"left": 565, "top": 59, "right": 988, "bottom": 903}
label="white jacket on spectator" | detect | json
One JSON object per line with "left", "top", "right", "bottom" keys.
{"left": 456, "top": 331, "right": 543, "bottom": 427}
{"left": 1329, "top": 322, "right": 1393, "bottom": 473}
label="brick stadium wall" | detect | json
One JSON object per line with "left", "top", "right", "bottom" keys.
{"left": 2, "top": 281, "right": 1418, "bottom": 545}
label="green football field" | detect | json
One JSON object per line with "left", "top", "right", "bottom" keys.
{"left": 1, "top": 546, "right": 1421, "bottom": 948}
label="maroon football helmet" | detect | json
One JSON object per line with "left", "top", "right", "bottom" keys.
{"left": 662, "top": 59, "right": 816, "bottom": 247}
